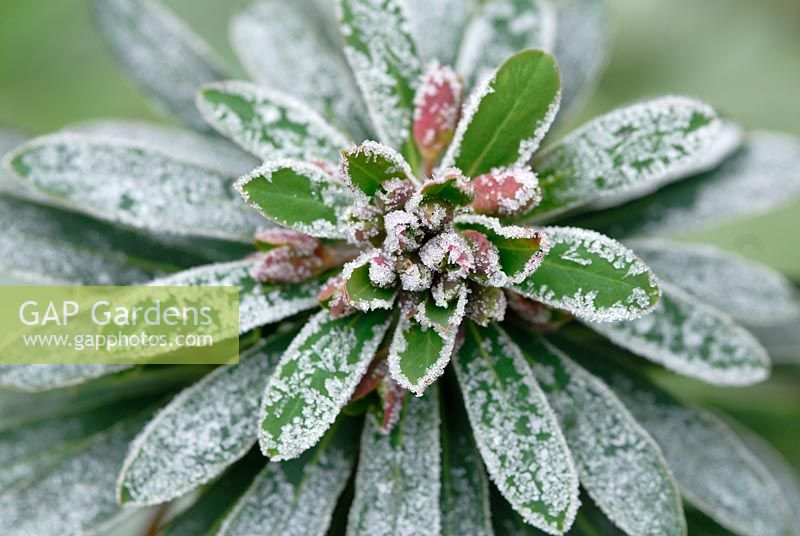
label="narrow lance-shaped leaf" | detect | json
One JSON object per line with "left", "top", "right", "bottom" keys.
{"left": 7, "top": 134, "right": 262, "bottom": 242}
{"left": 339, "top": 0, "right": 423, "bottom": 163}
{"left": 525, "top": 97, "right": 721, "bottom": 220}
{"left": 0, "top": 411, "right": 151, "bottom": 536}
{"left": 565, "top": 131, "right": 800, "bottom": 238}
{"left": 513, "top": 226, "right": 660, "bottom": 322}
{"left": 443, "top": 50, "right": 561, "bottom": 178}
{"left": 0, "top": 364, "right": 131, "bottom": 393}
{"left": 197, "top": 81, "right": 350, "bottom": 163}
{"left": 440, "top": 378, "right": 494, "bottom": 536}
{"left": 149, "top": 260, "right": 323, "bottom": 334}
{"left": 347, "top": 387, "right": 441, "bottom": 536}
{"left": 117, "top": 336, "right": 289, "bottom": 506}
{"left": 236, "top": 160, "right": 355, "bottom": 239}
{"left": 629, "top": 239, "right": 800, "bottom": 326}
{"left": 218, "top": 416, "right": 358, "bottom": 536}
{"left": 510, "top": 331, "right": 685, "bottom": 536}
{"left": 587, "top": 280, "right": 770, "bottom": 386}
{"left": 456, "top": 0, "right": 556, "bottom": 88}
{"left": 405, "top": 0, "right": 468, "bottom": 65}
{"left": 573, "top": 352, "right": 793, "bottom": 536}
{"left": 454, "top": 322, "right": 579, "bottom": 534}
{"left": 230, "top": 0, "right": 370, "bottom": 138}
{"left": 259, "top": 309, "right": 392, "bottom": 460}
{"left": 90, "top": 0, "right": 228, "bottom": 132}
{"left": 551, "top": 0, "right": 610, "bottom": 126}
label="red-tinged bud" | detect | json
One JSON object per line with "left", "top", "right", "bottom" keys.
{"left": 413, "top": 62, "right": 463, "bottom": 173}
{"left": 419, "top": 231, "right": 474, "bottom": 278}
{"left": 466, "top": 285, "right": 507, "bottom": 326}
{"left": 460, "top": 229, "right": 502, "bottom": 284}
{"left": 368, "top": 253, "right": 397, "bottom": 288}
{"left": 470, "top": 167, "right": 541, "bottom": 217}
{"left": 506, "top": 291, "right": 572, "bottom": 331}
{"left": 376, "top": 178, "right": 416, "bottom": 213}
{"left": 379, "top": 377, "right": 406, "bottom": 432}
{"left": 397, "top": 258, "right": 433, "bottom": 292}
{"left": 254, "top": 228, "right": 320, "bottom": 255}
{"left": 317, "top": 275, "right": 357, "bottom": 319}
{"left": 250, "top": 247, "right": 325, "bottom": 283}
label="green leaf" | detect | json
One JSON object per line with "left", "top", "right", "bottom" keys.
{"left": 513, "top": 226, "right": 660, "bottom": 322}
{"left": 454, "top": 322, "right": 579, "bottom": 534}
{"left": 161, "top": 454, "right": 264, "bottom": 536}
{"left": 405, "top": 0, "right": 468, "bottom": 65}
{"left": 444, "top": 50, "right": 561, "bottom": 178}
{"left": 339, "top": 0, "right": 422, "bottom": 163}
{"left": 0, "top": 364, "right": 132, "bottom": 393}
{"left": 0, "top": 127, "right": 28, "bottom": 192}
{"left": 510, "top": 331, "right": 685, "bottom": 536}
{"left": 149, "top": 260, "right": 323, "bottom": 333}
{"left": 629, "top": 239, "right": 800, "bottom": 327}
{"left": 587, "top": 281, "right": 770, "bottom": 385}
{"left": 237, "top": 160, "right": 355, "bottom": 239}
{"left": 0, "top": 194, "right": 198, "bottom": 285}
{"left": 0, "top": 410, "right": 151, "bottom": 535}
{"left": 455, "top": 215, "right": 548, "bottom": 285}
{"left": 440, "top": 378, "right": 493, "bottom": 536}
{"left": 117, "top": 337, "right": 288, "bottom": 506}
{"left": 343, "top": 256, "right": 397, "bottom": 311}
{"left": 218, "top": 417, "right": 357, "bottom": 536}
{"left": 347, "top": 388, "right": 441, "bottom": 536}
{"left": 551, "top": 0, "right": 611, "bottom": 126}
{"left": 259, "top": 309, "right": 392, "bottom": 460}
{"left": 7, "top": 134, "right": 261, "bottom": 242}
{"left": 230, "top": 0, "right": 370, "bottom": 139}
{"left": 525, "top": 96, "right": 721, "bottom": 220}
{"left": 456, "top": 0, "right": 556, "bottom": 88}
{"left": 388, "top": 316, "right": 455, "bottom": 396}
{"left": 340, "top": 141, "right": 415, "bottom": 199}
{"left": 566, "top": 131, "right": 800, "bottom": 238}
{"left": 90, "top": 0, "right": 228, "bottom": 132}
{"left": 573, "top": 352, "right": 793, "bottom": 536}
{"left": 748, "top": 321, "right": 800, "bottom": 366}
{"left": 198, "top": 81, "right": 350, "bottom": 163}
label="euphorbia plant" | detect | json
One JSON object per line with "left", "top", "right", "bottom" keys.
{"left": 0, "top": 0, "right": 799, "bottom": 535}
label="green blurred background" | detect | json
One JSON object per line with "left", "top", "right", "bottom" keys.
{"left": 0, "top": 0, "right": 798, "bottom": 469}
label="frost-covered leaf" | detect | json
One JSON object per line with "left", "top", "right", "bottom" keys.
{"left": 454, "top": 322, "right": 579, "bottom": 534}
{"left": 117, "top": 337, "right": 289, "bottom": 506}
{"left": 551, "top": 0, "right": 610, "bottom": 125}
{"left": 575, "top": 354, "right": 793, "bottom": 536}
{"left": 456, "top": 0, "right": 556, "bottom": 88}
{"left": 0, "top": 194, "right": 193, "bottom": 285}
{"left": 340, "top": 140, "right": 416, "bottom": 199}
{"left": 0, "top": 364, "right": 132, "bottom": 393}
{"left": 339, "top": 0, "right": 422, "bottom": 160}
{"left": 62, "top": 119, "right": 258, "bottom": 177}
{"left": 513, "top": 226, "right": 660, "bottom": 322}
{"left": 444, "top": 50, "right": 560, "bottom": 178}
{"left": 218, "top": 417, "right": 357, "bottom": 536}
{"left": 197, "top": 81, "right": 350, "bottom": 163}
{"left": 7, "top": 134, "right": 262, "bottom": 242}
{"left": 440, "top": 381, "right": 493, "bottom": 536}
{"left": 342, "top": 255, "right": 397, "bottom": 311}
{"left": 0, "top": 410, "right": 150, "bottom": 535}
{"left": 347, "top": 388, "right": 441, "bottom": 536}
{"left": 568, "top": 131, "right": 800, "bottom": 237}
{"left": 230, "top": 0, "right": 370, "bottom": 139}
{"left": 731, "top": 422, "right": 800, "bottom": 534}
{"left": 236, "top": 160, "right": 355, "bottom": 239}
{"left": 455, "top": 215, "right": 548, "bottom": 286}
{"left": 161, "top": 455, "right": 263, "bottom": 536}
{"left": 259, "top": 309, "right": 392, "bottom": 460}
{"left": 588, "top": 281, "right": 770, "bottom": 385}
{"left": 405, "top": 0, "right": 467, "bottom": 65}
{"left": 149, "top": 260, "right": 323, "bottom": 333}
{"left": 0, "top": 127, "right": 28, "bottom": 193}
{"left": 525, "top": 97, "right": 720, "bottom": 220}
{"left": 388, "top": 316, "right": 455, "bottom": 395}
{"left": 511, "top": 331, "right": 685, "bottom": 536}
{"left": 90, "top": 0, "right": 227, "bottom": 131}
{"left": 629, "top": 239, "right": 800, "bottom": 326}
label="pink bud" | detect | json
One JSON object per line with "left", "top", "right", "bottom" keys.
{"left": 317, "top": 275, "right": 357, "bottom": 319}
{"left": 376, "top": 179, "right": 416, "bottom": 213}
{"left": 460, "top": 229, "right": 502, "bottom": 283}
{"left": 368, "top": 253, "right": 397, "bottom": 288}
{"left": 470, "top": 167, "right": 541, "bottom": 217}
{"left": 466, "top": 285, "right": 507, "bottom": 326}
{"left": 413, "top": 62, "right": 463, "bottom": 168}
{"left": 419, "top": 231, "right": 474, "bottom": 278}
{"left": 254, "top": 228, "right": 320, "bottom": 256}
{"left": 250, "top": 247, "right": 324, "bottom": 283}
